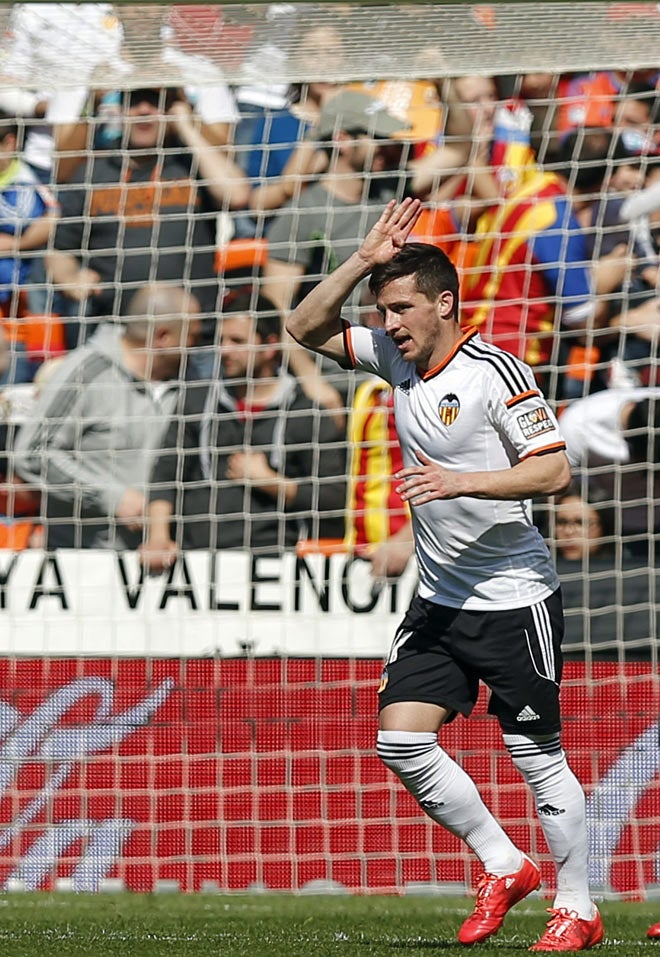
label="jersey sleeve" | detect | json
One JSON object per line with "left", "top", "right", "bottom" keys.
{"left": 343, "top": 322, "right": 397, "bottom": 384}
{"left": 487, "top": 362, "right": 566, "bottom": 460}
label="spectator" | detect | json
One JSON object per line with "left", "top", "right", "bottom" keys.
{"left": 460, "top": 121, "right": 660, "bottom": 397}
{"left": 461, "top": 146, "right": 596, "bottom": 387}
{"left": 13, "top": 283, "right": 199, "bottom": 550}
{"left": 261, "top": 89, "right": 410, "bottom": 410}
{"left": 495, "top": 72, "right": 566, "bottom": 161}
{"left": 151, "top": 4, "right": 240, "bottom": 146}
{"left": 562, "top": 390, "right": 660, "bottom": 561}
{"left": 408, "top": 73, "right": 534, "bottom": 277}
{"left": 554, "top": 129, "right": 660, "bottom": 391}
{"left": 45, "top": 86, "right": 250, "bottom": 351}
{"left": 140, "top": 290, "right": 347, "bottom": 571}
{"left": 605, "top": 157, "right": 660, "bottom": 385}
{"left": 559, "top": 386, "right": 660, "bottom": 468}
{"left": 551, "top": 486, "right": 656, "bottom": 660}
{"left": 0, "top": 108, "right": 59, "bottom": 384}
{"left": 262, "top": 86, "right": 471, "bottom": 410}
{"left": 55, "top": 5, "right": 242, "bottom": 184}
{"left": 556, "top": 70, "right": 658, "bottom": 140}
{"left": 551, "top": 486, "right": 615, "bottom": 563}
{"left": 240, "top": 24, "right": 346, "bottom": 231}
{"left": 231, "top": 2, "right": 303, "bottom": 156}
{"left": 0, "top": 3, "right": 125, "bottom": 184}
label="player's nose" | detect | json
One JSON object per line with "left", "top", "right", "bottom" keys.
{"left": 383, "top": 311, "right": 400, "bottom": 333}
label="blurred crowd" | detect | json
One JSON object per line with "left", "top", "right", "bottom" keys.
{"left": 0, "top": 3, "right": 659, "bottom": 659}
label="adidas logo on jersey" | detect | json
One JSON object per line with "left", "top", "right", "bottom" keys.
{"left": 538, "top": 803, "right": 566, "bottom": 816}
{"left": 516, "top": 705, "right": 540, "bottom": 722}
{"left": 396, "top": 379, "right": 411, "bottom": 394}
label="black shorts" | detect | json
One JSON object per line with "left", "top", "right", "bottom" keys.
{"left": 378, "top": 589, "right": 564, "bottom": 735}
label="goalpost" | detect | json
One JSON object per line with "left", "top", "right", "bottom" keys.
{"left": 0, "top": 1, "right": 657, "bottom": 897}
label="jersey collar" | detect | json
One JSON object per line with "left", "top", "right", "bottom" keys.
{"left": 420, "top": 327, "right": 479, "bottom": 381}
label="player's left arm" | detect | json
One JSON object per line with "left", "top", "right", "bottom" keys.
{"left": 395, "top": 447, "right": 570, "bottom": 505}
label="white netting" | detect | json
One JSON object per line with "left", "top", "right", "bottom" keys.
{"left": 1, "top": 3, "right": 660, "bottom": 90}
{"left": 0, "top": 1, "right": 656, "bottom": 901}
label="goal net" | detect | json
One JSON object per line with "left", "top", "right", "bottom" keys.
{"left": 0, "top": 1, "right": 657, "bottom": 899}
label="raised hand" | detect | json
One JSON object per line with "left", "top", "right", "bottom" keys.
{"left": 357, "top": 197, "right": 422, "bottom": 269}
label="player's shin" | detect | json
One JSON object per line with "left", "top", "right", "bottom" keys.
{"left": 377, "top": 730, "right": 522, "bottom": 874}
{"left": 503, "top": 733, "right": 594, "bottom": 919}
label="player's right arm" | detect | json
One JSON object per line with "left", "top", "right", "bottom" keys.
{"left": 286, "top": 198, "right": 422, "bottom": 363}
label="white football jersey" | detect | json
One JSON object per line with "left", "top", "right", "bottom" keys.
{"left": 345, "top": 325, "right": 565, "bottom": 610}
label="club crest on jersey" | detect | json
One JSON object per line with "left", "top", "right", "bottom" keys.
{"left": 517, "top": 406, "right": 553, "bottom": 439}
{"left": 438, "top": 393, "right": 460, "bottom": 426}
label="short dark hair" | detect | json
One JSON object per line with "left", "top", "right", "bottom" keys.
{"left": 124, "top": 87, "right": 184, "bottom": 111}
{"left": 222, "top": 288, "right": 281, "bottom": 342}
{"left": 368, "top": 242, "right": 460, "bottom": 318}
{"left": 555, "top": 129, "right": 615, "bottom": 192}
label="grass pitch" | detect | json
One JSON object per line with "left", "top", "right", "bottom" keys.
{"left": 0, "top": 893, "right": 657, "bottom": 956}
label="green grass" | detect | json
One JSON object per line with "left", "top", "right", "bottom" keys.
{"left": 0, "top": 893, "right": 657, "bottom": 956}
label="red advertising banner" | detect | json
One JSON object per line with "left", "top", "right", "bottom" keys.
{"left": 0, "top": 658, "right": 657, "bottom": 896}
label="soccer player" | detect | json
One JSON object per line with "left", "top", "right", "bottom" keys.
{"left": 286, "top": 198, "right": 603, "bottom": 952}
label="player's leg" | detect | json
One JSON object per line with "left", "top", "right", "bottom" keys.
{"left": 376, "top": 595, "right": 540, "bottom": 945}
{"left": 482, "top": 591, "right": 603, "bottom": 951}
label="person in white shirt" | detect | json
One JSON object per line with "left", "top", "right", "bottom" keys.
{"left": 286, "top": 198, "right": 602, "bottom": 953}
{"left": 0, "top": 3, "right": 125, "bottom": 182}
{"left": 559, "top": 386, "right": 660, "bottom": 468}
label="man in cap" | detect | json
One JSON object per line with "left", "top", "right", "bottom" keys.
{"left": 262, "top": 88, "right": 469, "bottom": 413}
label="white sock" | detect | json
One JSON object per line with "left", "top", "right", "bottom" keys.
{"left": 377, "top": 729, "right": 523, "bottom": 875}
{"left": 504, "top": 733, "right": 594, "bottom": 919}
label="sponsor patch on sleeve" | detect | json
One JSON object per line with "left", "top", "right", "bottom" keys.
{"left": 516, "top": 406, "right": 554, "bottom": 440}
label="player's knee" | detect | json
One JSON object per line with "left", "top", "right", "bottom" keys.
{"left": 503, "top": 732, "right": 565, "bottom": 776}
{"left": 376, "top": 729, "right": 438, "bottom": 779}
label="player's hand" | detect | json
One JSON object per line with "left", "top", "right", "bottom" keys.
{"left": 357, "top": 198, "right": 422, "bottom": 268}
{"left": 395, "top": 449, "right": 464, "bottom": 504}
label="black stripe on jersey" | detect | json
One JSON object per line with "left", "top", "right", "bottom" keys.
{"left": 462, "top": 341, "right": 529, "bottom": 397}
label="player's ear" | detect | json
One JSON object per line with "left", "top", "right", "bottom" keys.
{"left": 437, "top": 290, "right": 455, "bottom": 320}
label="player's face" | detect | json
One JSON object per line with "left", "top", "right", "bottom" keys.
{"left": 377, "top": 275, "right": 453, "bottom": 370}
